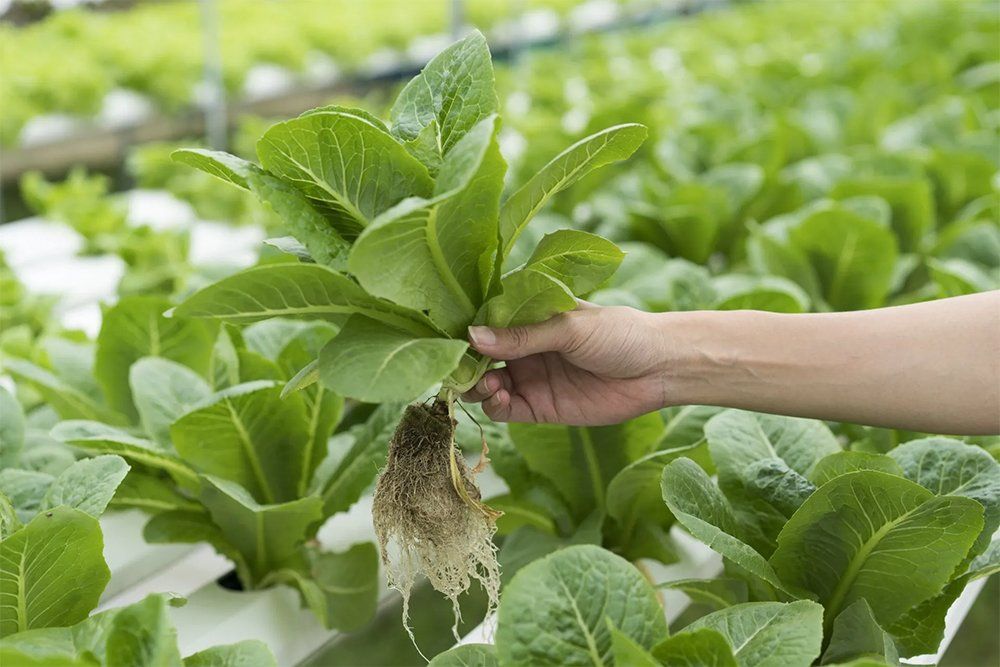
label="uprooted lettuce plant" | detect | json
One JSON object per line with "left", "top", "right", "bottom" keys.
{"left": 29, "top": 295, "right": 395, "bottom": 632}
{"left": 659, "top": 409, "right": 1000, "bottom": 662}
{"left": 167, "top": 30, "right": 647, "bottom": 633}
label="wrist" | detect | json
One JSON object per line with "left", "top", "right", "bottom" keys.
{"left": 649, "top": 309, "right": 775, "bottom": 408}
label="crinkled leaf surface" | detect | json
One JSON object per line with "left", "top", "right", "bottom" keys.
{"left": 247, "top": 170, "right": 350, "bottom": 269}
{"left": 482, "top": 269, "right": 576, "bottom": 329}
{"left": 390, "top": 31, "right": 497, "bottom": 155}
{"left": 0, "top": 507, "right": 109, "bottom": 637}
{"left": 258, "top": 111, "right": 433, "bottom": 237}
{"left": 42, "top": 455, "right": 129, "bottom": 518}
{"left": 888, "top": 436, "right": 1000, "bottom": 556}
{"left": 705, "top": 410, "right": 839, "bottom": 484}
{"left": 0, "top": 469, "right": 52, "bottom": 523}
{"left": 520, "top": 229, "right": 624, "bottom": 296}
{"left": 808, "top": 451, "right": 904, "bottom": 487}
{"left": 350, "top": 116, "right": 505, "bottom": 334}
{"left": 684, "top": 601, "right": 824, "bottom": 667}
{"left": 495, "top": 545, "right": 666, "bottom": 666}
{"left": 318, "top": 316, "right": 467, "bottom": 403}
{"left": 769, "top": 471, "right": 982, "bottom": 629}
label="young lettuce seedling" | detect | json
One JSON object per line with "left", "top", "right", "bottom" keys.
{"left": 170, "top": 31, "right": 646, "bottom": 637}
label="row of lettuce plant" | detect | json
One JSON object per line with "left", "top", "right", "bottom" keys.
{"left": 430, "top": 409, "right": 1000, "bottom": 666}
{"left": 0, "top": 385, "right": 278, "bottom": 665}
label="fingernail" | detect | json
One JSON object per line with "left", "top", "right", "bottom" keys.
{"left": 468, "top": 326, "right": 496, "bottom": 347}
{"left": 484, "top": 374, "right": 499, "bottom": 392}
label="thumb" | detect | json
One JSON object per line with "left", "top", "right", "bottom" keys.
{"left": 468, "top": 317, "right": 571, "bottom": 360}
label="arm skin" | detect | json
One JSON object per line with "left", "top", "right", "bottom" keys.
{"left": 463, "top": 291, "right": 1000, "bottom": 435}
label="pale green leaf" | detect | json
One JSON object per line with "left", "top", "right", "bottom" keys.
{"left": 257, "top": 111, "right": 433, "bottom": 237}
{"left": 500, "top": 124, "right": 647, "bottom": 255}
{"left": 172, "top": 264, "right": 439, "bottom": 337}
{"left": 684, "top": 601, "right": 824, "bottom": 667}
{"left": 350, "top": 115, "right": 505, "bottom": 334}
{"left": 390, "top": 31, "right": 497, "bottom": 155}
{"left": 659, "top": 578, "right": 748, "bottom": 612}
{"left": 183, "top": 640, "right": 277, "bottom": 667}
{"left": 482, "top": 269, "right": 576, "bottom": 328}
{"left": 608, "top": 621, "right": 660, "bottom": 667}
{"left": 51, "top": 421, "right": 199, "bottom": 493}
{"left": 660, "top": 459, "right": 797, "bottom": 598}
{"left": 821, "top": 599, "right": 899, "bottom": 666}
{"left": 495, "top": 545, "right": 667, "bottom": 666}
{"left": 42, "top": 455, "right": 129, "bottom": 518}
{"left": 199, "top": 476, "right": 323, "bottom": 585}
{"left": 96, "top": 296, "right": 216, "bottom": 420}
{"left": 770, "top": 471, "right": 983, "bottom": 629}
{"left": 427, "top": 643, "right": 498, "bottom": 667}
{"left": 787, "top": 207, "right": 898, "bottom": 310}
{"left": 104, "top": 593, "right": 183, "bottom": 667}
{"left": 308, "top": 543, "right": 379, "bottom": 631}
{"left": 808, "top": 451, "right": 904, "bottom": 487}
{"left": 170, "top": 149, "right": 256, "bottom": 190}
{"left": 0, "top": 507, "right": 109, "bottom": 637}
{"left": 318, "top": 316, "right": 467, "bottom": 403}
{"left": 0, "top": 386, "right": 24, "bottom": 468}
{"left": 651, "top": 628, "right": 738, "bottom": 667}
{"left": 130, "top": 357, "right": 212, "bottom": 447}
{"left": 171, "top": 382, "right": 311, "bottom": 504}
{"left": 520, "top": 230, "right": 624, "bottom": 296}
{"left": 4, "top": 358, "right": 126, "bottom": 426}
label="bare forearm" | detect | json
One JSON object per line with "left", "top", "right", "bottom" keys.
{"left": 657, "top": 291, "right": 1000, "bottom": 434}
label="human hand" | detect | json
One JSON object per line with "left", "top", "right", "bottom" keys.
{"left": 462, "top": 304, "right": 670, "bottom": 425}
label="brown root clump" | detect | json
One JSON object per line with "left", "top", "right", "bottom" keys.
{"left": 372, "top": 400, "right": 501, "bottom": 644}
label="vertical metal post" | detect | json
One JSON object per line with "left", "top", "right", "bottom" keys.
{"left": 450, "top": 0, "right": 464, "bottom": 40}
{"left": 200, "top": 0, "right": 227, "bottom": 150}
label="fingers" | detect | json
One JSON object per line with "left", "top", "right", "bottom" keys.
{"left": 460, "top": 369, "right": 508, "bottom": 402}
{"left": 481, "top": 388, "right": 536, "bottom": 423}
{"left": 468, "top": 312, "right": 580, "bottom": 361}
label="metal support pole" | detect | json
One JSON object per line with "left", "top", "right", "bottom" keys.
{"left": 199, "top": 0, "right": 227, "bottom": 150}
{"left": 450, "top": 0, "right": 464, "bottom": 40}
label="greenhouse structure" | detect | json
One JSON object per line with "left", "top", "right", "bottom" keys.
{"left": 0, "top": 1, "right": 997, "bottom": 666}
